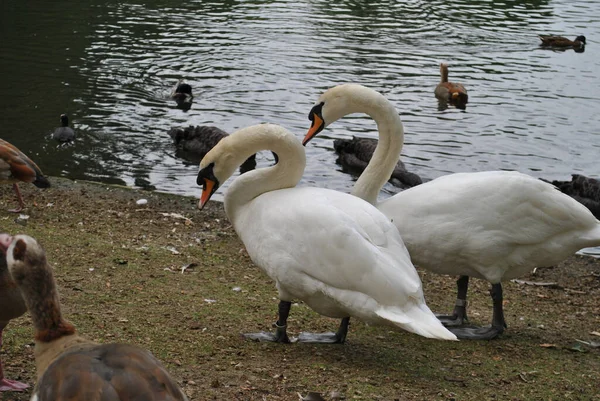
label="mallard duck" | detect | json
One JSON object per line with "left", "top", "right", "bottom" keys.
{"left": 0, "top": 139, "right": 50, "bottom": 212}
{"left": 52, "top": 114, "right": 75, "bottom": 143}
{"left": 434, "top": 63, "right": 468, "bottom": 109}
{"left": 539, "top": 35, "right": 586, "bottom": 48}
{"left": 0, "top": 233, "right": 188, "bottom": 401}
{"left": 333, "top": 136, "right": 422, "bottom": 189}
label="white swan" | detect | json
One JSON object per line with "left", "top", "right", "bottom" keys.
{"left": 303, "top": 84, "right": 600, "bottom": 340}
{"left": 196, "top": 123, "right": 457, "bottom": 343}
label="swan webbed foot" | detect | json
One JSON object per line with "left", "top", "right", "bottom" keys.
{"left": 297, "top": 317, "right": 350, "bottom": 344}
{"left": 297, "top": 332, "right": 345, "bottom": 344}
{"left": 436, "top": 300, "right": 468, "bottom": 327}
{"left": 446, "top": 324, "right": 504, "bottom": 340}
{"left": 243, "top": 323, "right": 291, "bottom": 343}
{"left": 436, "top": 311, "right": 468, "bottom": 327}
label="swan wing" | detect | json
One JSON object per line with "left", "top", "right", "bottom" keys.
{"left": 379, "top": 171, "right": 600, "bottom": 280}
{"left": 238, "top": 187, "right": 422, "bottom": 299}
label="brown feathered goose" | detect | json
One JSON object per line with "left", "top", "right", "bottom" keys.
{"left": 434, "top": 63, "right": 468, "bottom": 109}
{"left": 333, "top": 136, "right": 422, "bottom": 189}
{"left": 0, "top": 250, "right": 28, "bottom": 392}
{"left": 0, "top": 139, "right": 51, "bottom": 212}
{"left": 0, "top": 233, "right": 188, "bottom": 401}
{"left": 167, "top": 125, "right": 258, "bottom": 173}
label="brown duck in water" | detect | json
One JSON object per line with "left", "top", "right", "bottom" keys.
{"left": 0, "top": 250, "right": 28, "bottom": 392}
{"left": 333, "top": 136, "right": 422, "bottom": 189}
{"left": 539, "top": 35, "right": 586, "bottom": 48}
{"left": 0, "top": 139, "right": 50, "bottom": 212}
{"left": 0, "top": 233, "right": 188, "bottom": 401}
{"left": 434, "top": 63, "right": 468, "bottom": 109}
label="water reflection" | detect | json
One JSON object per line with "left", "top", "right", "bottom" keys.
{"left": 0, "top": 0, "right": 598, "bottom": 201}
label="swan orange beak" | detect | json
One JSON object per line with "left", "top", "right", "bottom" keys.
{"left": 198, "top": 178, "right": 216, "bottom": 210}
{"left": 303, "top": 113, "right": 324, "bottom": 146}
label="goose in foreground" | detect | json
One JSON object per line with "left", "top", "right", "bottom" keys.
{"left": 303, "top": 83, "right": 600, "bottom": 340}
{"left": 52, "top": 114, "right": 75, "bottom": 143}
{"left": 547, "top": 174, "right": 600, "bottom": 219}
{"left": 171, "top": 81, "right": 193, "bottom": 109}
{"left": 196, "top": 123, "right": 457, "bottom": 343}
{"left": 0, "top": 233, "right": 188, "bottom": 401}
{"left": 434, "top": 63, "right": 468, "bottom": 109}
{"left": 539, "top": 35, "right": 586, "bottom": 48}
{"left": 0, "top": 139, "right": 51, "bottom": 212}
{"left": 0, "top": 252, "right": 28, "bottom": 392}
{"left": 168, "top": 125, "right": 257, "bottom": 173}
{"left": 333, "top": 136, "right": 422, "bottom": 189}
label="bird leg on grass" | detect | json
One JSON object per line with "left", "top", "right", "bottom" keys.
{"left": 0, "top": 330, "right": 29, "bottom": 392}
{"left": 446, "top": 283, "right": 507, "bottom": 340}
{"left": 8, "top": 184, "right": 25, "bottom": 213}
{"left": 297, "top": 317, "right": 350, "bottom": 344}
{"left": 244, "top": 300, "right": 292, "bottom": 343}
{"left": 437, "top": 275, "right": 470, "bottom": 326}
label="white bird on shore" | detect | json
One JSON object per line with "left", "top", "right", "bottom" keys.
{"left": 196, "top": 123, "right": 457, "bottom": 343}
{"left": 303, "top": 83, "right": 600, "bottom": 340}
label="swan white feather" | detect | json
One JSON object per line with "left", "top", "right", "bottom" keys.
{"left": 197, "top": 123, "right": 456, "bottom": 341}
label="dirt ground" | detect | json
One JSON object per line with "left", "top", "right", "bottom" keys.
{"left": 0, "top": 178, "right": 599, "bottom": 401}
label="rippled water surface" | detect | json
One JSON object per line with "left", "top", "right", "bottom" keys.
{"left": 1, "top": 0, "right": 599, "bottom": 200}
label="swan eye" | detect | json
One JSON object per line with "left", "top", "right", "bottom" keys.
{"left": 308, "top": 102, "right": 324, "bottom": 122}
{"left": 197, "top": 162, "right": 217, "bottom": 186}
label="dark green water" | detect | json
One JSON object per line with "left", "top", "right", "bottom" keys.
{"left": 1, "top": 0, "right": 598, "bottom": 199}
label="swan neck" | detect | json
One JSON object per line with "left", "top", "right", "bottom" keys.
{"left": 350, "top": 101, "right": 404, "bottom": 206}
{"left": 224, "top": 130, "right": 305, "bottom": 221}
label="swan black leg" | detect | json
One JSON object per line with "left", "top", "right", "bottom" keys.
{"left": 297, "top": 317, "right": 351, "bottom": 344}
{"left": 437, "top": 275, "right": 469, "bottom": 327}
{"left": 446, "top": 283, "right": 507, "bottom": 340}
{"left": 244, "top": 300, "right": 292, "bottom": 343}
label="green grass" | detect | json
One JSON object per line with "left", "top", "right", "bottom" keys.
{"left": 0, "top": 178, "right": 599, "bottom": 400}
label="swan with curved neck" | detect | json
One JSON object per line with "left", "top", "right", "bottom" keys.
{"left": 197, "top": 123, "right": 457, "bottom": 343}
{"left": 303, "top": 84, "right": 600, "bottom": 340}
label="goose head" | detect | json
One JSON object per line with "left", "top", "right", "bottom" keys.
{"left": 0, "top": 234, "right": 45, "bottom": 286}
{"left": 303, "top": 84, "right": 388, "bottom": 146}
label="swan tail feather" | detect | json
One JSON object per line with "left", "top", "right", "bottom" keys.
{"left": 376, "top": 306, "right": 458, "bottom": 341}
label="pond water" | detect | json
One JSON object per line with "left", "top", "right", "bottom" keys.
{"left": 1, "top": 0, "right": 599, "bottom": 201}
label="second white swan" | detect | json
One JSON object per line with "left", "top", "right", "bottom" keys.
{"left": 303, "top": 84, "right": 600, "bottom": 340}
{"left": 196, "top": 123, "right": 456, "bottom": 343}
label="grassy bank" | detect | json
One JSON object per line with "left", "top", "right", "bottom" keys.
{"left": 0, "top": 178, "right": 599, "bottom": 400}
